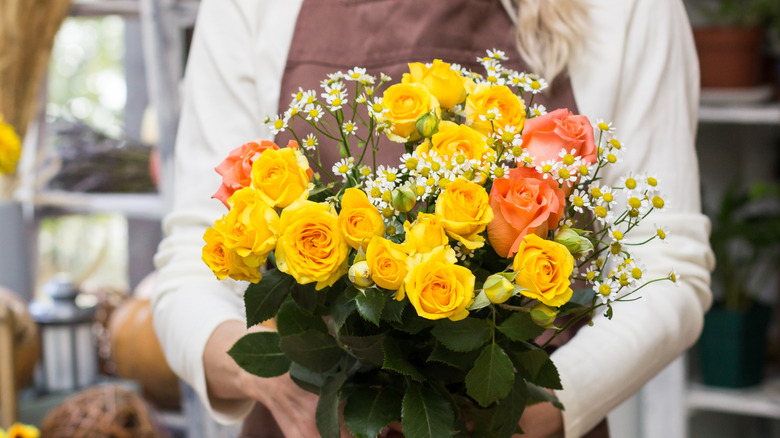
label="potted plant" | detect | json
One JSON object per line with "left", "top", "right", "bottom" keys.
{"left": 698, "top": 182, "right": 780, "bottom": 388}
{"left": 691, "top": 0, "right": 767, "bottom": 88}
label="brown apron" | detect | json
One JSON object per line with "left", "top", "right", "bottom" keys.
{"left": 243, "top": 1, "right": 608, "bottom": 436}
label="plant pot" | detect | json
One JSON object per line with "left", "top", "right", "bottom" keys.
{"left": 693, "top": 27, "right": 765, "bottom": 88}
{"left": 698, "top": 302, "right": 771, "bottom": 388}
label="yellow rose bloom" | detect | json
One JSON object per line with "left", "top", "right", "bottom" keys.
{"left": 464, "top": 83, "right": 526, "bottom": 136}
{"left": 202, "top": 217, "right": 264, "bottom": 283}
{"left": 366, "top": 236, "right": 408, "bottom": 291}
{"left": 513, "top": 234, "right": 574, "bottom": 307}
{"left": 400, "top": 246, "right": 475, "bottom": 321}
{"left": 5, "top": 423, "right": 39, "bottom": 438}
{"left": 0, "top": 116, "right": 22, "bottom": 175}
{"left": 418, "top": 121, "right": 494, "bottom": 168}
{"left": 251, "top": 148, "right": 311, "bottom": 208}
{"left": 338, "top": 188, "right": 385, "bottom": 250}
{"left": 276, "top": 200, "right": 349, "bottom": 290}
{"left": 434, "top": 178, "right": 493, "bottom": 250}
{"left": 403, "top": 213, "right": 448, "bottom": 254}
{"left": 381, "top": 82, "right": 440, "bottom": 143}
{"left": 224, "top": 187, "right": 280, "bottom": 267}
{"left": 402, "top": 59, "right": 467, "bottom": 111}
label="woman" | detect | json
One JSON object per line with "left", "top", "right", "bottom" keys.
{"left": 152, "top": 0, "right": 714, "bottom": 436}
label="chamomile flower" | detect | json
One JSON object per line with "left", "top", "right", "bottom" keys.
{"left": 535, "top": 159, "right": 559, "bottom": 179}
{"left": 356, "top": 94, "right": 368, "bottom": 104}
{"left": 594, "top": 280, "right": 618, "bottom": 304}
{"left": 569, "top": 189, "right": 590, "bottom": 213}
{"left": 591, "top": 204, "right": 614, "bottom": 226}
{"left": 609, "top": 224, "right": 627, "bottom": 243}
{"left": 332, "top": 157, "right": 355, "bottom": 180}
{"left": 507, "top": 71, "right": 527, "bottom": 88}
{"left": 321, "top": 72, "right": 344, "bottom": 87}
{"left": 654, "top": 223, "right": 670, "bottom": 243}
{"left": 595, "top": 118, "right": 615, "bottom": 133}
{"left": 668, "top": 270, "right": 681, "bottom": 286}
{"left": 376, "top": 165, "right": 400, "bottom": 185}
{"left": 529, "top": 104, "right": 547, "bottom": 117}
{"left": 584, "top": 265, "right": 600, "bottom": 282}
{"left": 291, "top": 88, "right": 316, "bottom": 107}
{"left": 368, "top": 97, "right": 387, "bottom": 118}
{"left": 453, "top": 242, "right": 476, "bottom": 261}
{"left": 625, "top": 194, "right": 649, "bottom": 213}
{"left": 518, "top": 150, "right": 535, "bottom": 167}
{"left": 618, "top": 173, "right": 643, "bottom": 193}
{"left": 643, "top": 172, "right": 660, "bottom": 189}
{"left": 479, "top": 107, "right": 502, "bottom": 122}
{"left": 380, "top": 73, "right": 392, "bottom": 83}
{"left": 384, "top": 218, "right": 403, "bottom": 237}
{"left": 598, "top": 187, "right": 617, "bottom": 207}
{"left": 342, "top": 121, "right": 359, "bottom": 136}
{"left": 647, "top": 190, "right": 667, "bottom": 211}
{"left": 268, "top": 115, "right": 288, "bottom": 135}
{"left": 524, "top": 75, "right": 548, "bottom": 94}
{"left": 346, "top": 67, "right": 368, "bottom": 81}
{"left": 357, "top": 165, "right": 372, "bottom": 179}
{"left": 302, "top": 133, "right": 318, "bottom": 151}
{"left": 489, "top": 162, "right": 510, "bottom": 180}
{"left": 304, "top": 104, "right": 324, "bottom": 122}
{"left": 486, "top": 49, "right": 508, "bottom": 61}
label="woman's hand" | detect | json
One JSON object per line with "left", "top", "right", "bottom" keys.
{"left": 204, "top": 320, "right": 352, "bottom": 437}
{"left": 516, "top": 399, "right": 564, "bottom": 438}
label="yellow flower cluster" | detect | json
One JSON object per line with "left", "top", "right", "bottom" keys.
{"left": 0, "top": 423, "right": 39, "bottom": 438}
{"left": 0, "top": 115, "right": 21, "bottom": 175}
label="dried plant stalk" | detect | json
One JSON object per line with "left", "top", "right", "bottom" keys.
{"left": 0, "top": 0, "right": 72, "bottom": 140}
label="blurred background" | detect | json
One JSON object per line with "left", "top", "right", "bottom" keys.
{"left": 0, "top": 0, "right": 778, "bottom": 437}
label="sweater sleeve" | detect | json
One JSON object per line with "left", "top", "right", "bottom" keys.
{"left": 151, "top": 0, "right": 300, "bottom": 424}
{"left": 557, "top": 0, "right": 715, "bottom": 436}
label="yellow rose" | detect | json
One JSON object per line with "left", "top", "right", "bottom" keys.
{"left": 275, "top": 200, "right": 349, "bottom": 290}
{"left": 251, "top": 148, "right": 311, "bottom": 208}
{"left": 381, "top": 82, "right": 440, "bottom": 143}
{"left": 400, "top": 246, "right": 475, "bottom": 321}
{"left": 0, "top": 116, "right": 22, "bottom": 175}
{"left": 434, "top": 178, "right": 493, "bottom": 250}
{"left": 338, "top": 188, "right": 385, "bottom": 250}
{"left": 366, "top": 236, "right": 408, "bottom": 290}
{"left": 224, "top": 187, "right": 280, "bottom": 267}
{"left": 403, "top": 213, "right": 448, "bottom": 254}
{"left": 418, "top": 121, "right": 494, "bottom": 168}
{"left": 5, "top": 423, "right": 40, "bottom": 438}
{"left": 202, "top": 217, "right": 264, "bottom": 283}
{"left": 464, "top": 84, "right": 526, "bottom": 136}
{"left": 402, "top": 59, "right": 467, "bottom": 111}
{"left": 512, "top": 234, "right": 574, "bottom": 307}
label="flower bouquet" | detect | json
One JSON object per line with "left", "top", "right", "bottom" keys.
{"left": 202, "top": 50, "right": 676, "bottom": 438}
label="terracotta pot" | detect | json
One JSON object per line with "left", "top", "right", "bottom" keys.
{"left": 694, "top": 27, "right": 765, "bottom": 88}
{"left": 109, "top": 297, "right": 180, "bottom": 410}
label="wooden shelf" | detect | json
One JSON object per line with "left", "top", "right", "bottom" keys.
{"left": 699, "top": 103, "right": 780, "bottom": 125}
{"left": 687, "top": 380, "right": 780, "bottom": 419}
{"left": 32, "top": 191, "right": 163, "bottom": 220}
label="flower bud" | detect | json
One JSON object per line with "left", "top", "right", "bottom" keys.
{"left": 415, "top": 111, "right": 440, "bottom": 139}
{"left": 483, "top": 272, "right": 517, "bottom": 304}
{"left": 530, "top": 302, "right": 558, "bottom": 328}
{"left": 391, "top": 185, "right": 417, "bottom": 213}
{"left": 554, "top": 226, "right": 593, "bottom": 256}
{"left": 348, "top": 261, "right": 374, "bottom": 289}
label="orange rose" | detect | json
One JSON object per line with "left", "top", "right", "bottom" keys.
{"left": 213, "top": 139, "right": 286, "bottom": 207}
{"left": 521, "top": 109, "right": 597, "bottom": 167}
{"left": 487, "top": 167, "right": 565, "bottom": 258}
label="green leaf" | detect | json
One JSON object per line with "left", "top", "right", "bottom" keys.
{"left": 292, "top": 282, "right": 320, "bottom": 314}
{"left": 344, "top": 386, "right": 403, "bottom": 438}
{"left": 526, "top": 381, "right": 564, "bottom": 410}
{"left": 497, "top": 312, "right": 545, "bottom": 342}
{"left": 340, "top": 334, "right": 385, "bottom": 366}
{"left": 330, "top": 288, "right": 358, "bottom": 329}
{"left": 244, "top": 269, "right": 295, "bottom": 327}
{"left": 288, "top": 362, "right": 325, "bottom": 394}
{"left": 431, "top": 318, "right": 492, "bottom": 352}
{"left": 394, "top": 307, "right": 435, "bottom": 334}
{"left": 276, "top": 300, "right": 327, "bottom": 337}
{"left": 382, "top": 337, "right": 425, "bottom": 382}
{"left": 381, "top": 298, "right": 406, "bottom": 323}
{"left": 510, "top": 349, "right": 562, "bottom": 390}
{"left": 316, "top": 372, "right": 348, "bottom": 438}
{"left": 471, "top": 377, "right": 529, "bottom": 438}
{"left": 426, "top": 343, "right": 481, "bottom": 372}
{"left": 560, "top": 287, "right": 596, "bottom": 312}
{"left": 356, "top": 288, "right": 387, "bottom": 326}
{"left": 280, "top": 330, "right": 343, "bottom": 372}
{"left": 227, "top": 332, "right": 290, "bottom": 378}
{"left": 465, "top": 344, "right": 515, "bottom": 407}
{"left": 401, "top": 382, "right": 455, "bottom": 438}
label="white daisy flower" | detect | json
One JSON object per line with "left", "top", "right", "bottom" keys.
{"left": 668, "top": 270, "right": 681, "bottom": 287}
{"left": 268, "top": 114, "right": 288, "bottom": 135}
{"left": 380, "top": 73, "right": 392, "bottom": 83}
{"left": 523, "top": 75, "right": 548, "bottom": 94}
{"left": 302, "top": 133, "right": 318, "bottom": 151}
{"left": 594, "top": 280, "right": 618, "bottom": 304}
{"left": 595, "top": 118, "right": 615, "bottom": 133}
{"left": 453, "top": 242, "right": 476, "bottom": 261}
{"left": 346, "top": 67, "right": 367, "bottom": 81}
{"left": 654, "top": 223, "right": 670, "bottom": 243}
{"left": 342, "top": 121, "right": 359, "bottom": 136}
{"left": 591, "top": 204, "right": 614, "bottom": 226}
{"left": 486, "top": 49, "right": 508, "bottom": 60}
{"left": 569, "top": 189, "right": 590, "bottom": 213}
{"left": 368, "top": 97, "right": 387, "bottom": 118}
{"left": 535, "top": 159, "right": 559, "bottom": 179}
{"left": 304, "top": 104, "right": 324, "bottom": 122}
{"left": 332, "top": 157, "right": 355, "bottom": 180}
{"left": 529, "top": 104, "right": 547, "bottom": 117}
{"left": 598, "top": 187, "right": 617, "bottom": 207}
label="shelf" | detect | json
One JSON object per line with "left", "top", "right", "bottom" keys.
{"left": 699, "top": 103, "right": 780, "bottom": 125}
{"left": 687, "top": 380, "right": 780, "bottom": 419}
{"left": 32, "top": 191, "right": 163, "bottom": 220}
{"left": 70, "top": 0, "right": 140, "bottom": 17}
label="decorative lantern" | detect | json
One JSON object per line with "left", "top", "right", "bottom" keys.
{"left": 29, "top": 274, "right": 97, "bottom": 392}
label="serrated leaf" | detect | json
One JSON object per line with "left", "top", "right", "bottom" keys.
{"left": 381, "top": 298, "right": 406, "bottom": 323}
{"left": 244, "top": 269, "right": 295, "bottom": 327}
{"left": 465, "top": 344, "right": 514, "bottom": 407}
{"left": 497, "top": 312, "right": 545, "bottom": 342}
{"left": 288, "top": 362, "right": 325, "bottom": 394}
{"left": 330, "top": 288, "right": 358, "bottom": 329}
{"left": 510, "top": 349, "right": 562, "bottom": 390}
{"left": 344, "top": 386, "right": 403, "bottom": 438}
{"left": 291, "top": 282, "right": 320, "bottom": 314}
{"left": 471, "top": 377, "right": 529, "bottom": 438}
{"left": 340, "top": 334, "right": 385, "bottom": 366}
{"left": 395, "top": 306, "right": 435, "bottom": 334}
{"left": 426, "top": 343, "right": 481, "bottom": 372}
{"left": 431, "top": 318, "right": 492, "bottom": 352}
{"left": 280, "top": 330, "right": 343, "bottom": 372}
{"left": 382, "top": 337, "right": 425, "bottom": 381}
{"left": 401, "top": 382, "right": 455, "bottom": 438}
{"left": 227, "top": 332, "right": 290, "bottom": 378}
{"left": 316, "top": 372, "right": 347, "bottom": 438}
{"left": 356, "top": 288, "right": 386, "bottom": 326}
{"left": 276, "top": 300, "right": 327, "bottom": 337}
{"left": 526, "top": 381, "right": 564, "bottom": 410}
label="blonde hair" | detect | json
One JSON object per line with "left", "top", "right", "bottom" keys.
{"left": 502, "top": 0, "right": 590, "bottom": 83}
